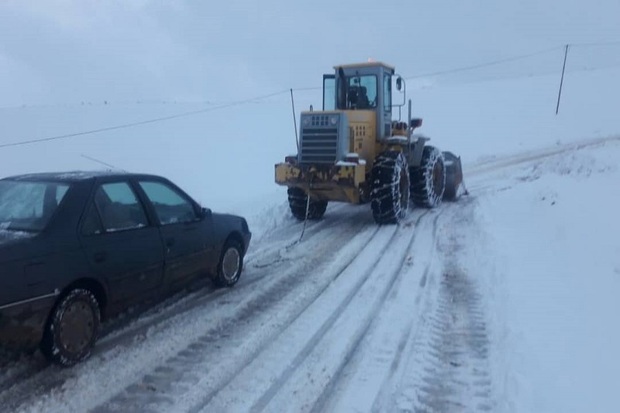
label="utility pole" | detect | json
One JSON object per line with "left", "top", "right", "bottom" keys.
{"left": 556, "top": 44, "right": 570, "bottom": 115}
{"left": 290, "top": 89, "right": 300, "bottom": 153}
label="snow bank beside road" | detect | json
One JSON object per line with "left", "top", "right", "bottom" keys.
{"left": 464, "top": 140, "right": 620, "bottom": 412}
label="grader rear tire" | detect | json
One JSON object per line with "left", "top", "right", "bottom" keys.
{"left": 370, "top": 151, "right": 410, "bottom": 224}
{"left": 410, "top": 146, "right": 446, "bottom": 208}
{"left": 287, "top": 187, "right": 327, "bottom": 220}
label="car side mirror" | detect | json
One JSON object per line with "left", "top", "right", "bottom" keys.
{"left": 200, "top": 207, "right": 212, "bottom": 219}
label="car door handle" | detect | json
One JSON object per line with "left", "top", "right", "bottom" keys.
{"left": 93, "top": 252, "right": 107, "bottom": 263}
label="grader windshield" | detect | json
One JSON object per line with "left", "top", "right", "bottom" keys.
{"left": 322, "top": 75, "right": 378, "bottom": 110}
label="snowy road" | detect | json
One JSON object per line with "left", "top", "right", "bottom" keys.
{"left": 0, "top": 136, "right": 618, "bottom": 413}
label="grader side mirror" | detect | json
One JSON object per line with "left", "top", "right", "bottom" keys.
{"left": 396, "top": 77, "right": 403, "bottom": 91}
{"left": 410, "top": 118, "right": 423, "bottom": 128}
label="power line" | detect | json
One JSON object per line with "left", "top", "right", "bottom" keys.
{"left": 571, "top": 41, "right": 620, "bottom": 47}
{"left": 293, "top": 86, "right": 322, "bottom": 92}
{"left": 424, "top": 61, "right": 620, "bottom": 88}
{"left": 404, "top": 46, "right": 563, "bottom": 79}
{"left": 289, "top": 46, "right": 568, "bottom": 89}
{"left": 0, "top": 90, "right": 288, "bottom": 149}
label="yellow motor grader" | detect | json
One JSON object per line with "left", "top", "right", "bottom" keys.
{"left": 275, "top": 61, "right": 463, "bottom": 224}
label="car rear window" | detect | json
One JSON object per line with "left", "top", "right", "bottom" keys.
{"left": 0, "top": 180, "right": 70, "bottom": 232}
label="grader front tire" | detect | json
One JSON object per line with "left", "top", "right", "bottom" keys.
{"left": 287, "top": 187, "right": 327, "bottom": 221}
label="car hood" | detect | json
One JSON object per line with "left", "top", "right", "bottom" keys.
{"left": 211, "top": 212, "right": 239, "bottom": 221}
{"left": 211, "top": 212, "right": 250, "bottom": 235}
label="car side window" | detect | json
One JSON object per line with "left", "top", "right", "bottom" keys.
{"left": 94, "top": 182, "right": 149, "bottom": 232}
{"left": 138, "top": 181, "right": 197, "bottom": 225}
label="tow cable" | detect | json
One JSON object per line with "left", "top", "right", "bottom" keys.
{"left": 285, "top": 173, "right": 313, "bottom": 250}
{"left": 298, "top": 187, "right": 311, "bottom": 242}
{"left": 298, "top": 172, "right": 314, "bottom": 243}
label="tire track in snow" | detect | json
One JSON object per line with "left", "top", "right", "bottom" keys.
{"left": 317, "top": 211, "right": 443, "bottom": 413}
{"left": 412, "top": 269, "right": 492, "bottom": 412}
{"left": 90, "top": 212, "right": 412, "bottom": 413}
{"left": 379, "top": 202, "right": 493, "bottom": 412}
{"left": 0, "top": 206, "right": 373, "bottom": 413}
{"left": 256, "top": 210, "right": 438, "bottom": 413}
{"left": 191, "top": 210, "right": 433, "bottom": 413}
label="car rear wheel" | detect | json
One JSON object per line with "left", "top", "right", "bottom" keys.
{"left": 40, "top": 288, "right": 101, "bottom": 367}
{"left": 214, "top": 240, "right": 244, "bottom": 287}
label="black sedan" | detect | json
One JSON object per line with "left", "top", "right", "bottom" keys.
{"left": 0, "top": 171, "right": 251, "bottom": 366}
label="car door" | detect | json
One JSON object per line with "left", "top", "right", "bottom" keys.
{"left": 136, "top": 179, "right": 212, "bottom": 293}
{"left": 79, "top": 180, "right": 165, "bottom": 306}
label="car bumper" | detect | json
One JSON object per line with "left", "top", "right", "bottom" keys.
{"left": 0, "top": 292, "right": 58, "bottom": 350}
{"left": 242, "top": 232, "right": 252, "bottom": 255}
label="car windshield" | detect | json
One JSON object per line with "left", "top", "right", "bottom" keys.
{"left": 0, "top": 180, "right": 70, "bottom": 232}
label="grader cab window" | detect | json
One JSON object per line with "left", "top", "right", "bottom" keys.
{"left": 346, "top": 75, "right": 377, "bottom": 110}
{"left": 323, "top": 75, "right": 335, "bottom": 111}
{"left": 384, "top": 74, "right": 392, "bottom": 112}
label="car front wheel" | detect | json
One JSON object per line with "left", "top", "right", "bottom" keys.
{"left": 214, "top": 240, "right": 244, "bottom": 287}
{"left": 40, "top": 288, "right": 101, "bottom": 367}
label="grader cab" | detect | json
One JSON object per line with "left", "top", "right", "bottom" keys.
{"left": 275, "top": 61, "right": 463, "bottom": 224}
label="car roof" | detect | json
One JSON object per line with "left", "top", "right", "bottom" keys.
{"left": 2, "top": 170, "right": 165, "bottom": 183}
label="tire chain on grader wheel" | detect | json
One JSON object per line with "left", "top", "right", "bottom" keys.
{"left": 410, "top": 146, "right": 446, "bottom": 208}
{"left": 370, "top": 151, "right": 410, "bottom": 224}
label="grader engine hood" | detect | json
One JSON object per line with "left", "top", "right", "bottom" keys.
{"left": 275, "top": 111, "right": 369, "bottom": 204}
{"left": 298, "top": 112, "right": 349, "bottom": 165}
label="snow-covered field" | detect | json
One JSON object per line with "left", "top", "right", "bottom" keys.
{"left": 461, "top": 138, "right": 620, "bottom": 412}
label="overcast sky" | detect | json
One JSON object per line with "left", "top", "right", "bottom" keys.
{"left": 1, "top": 0, "right": 619, "bottom": 106}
